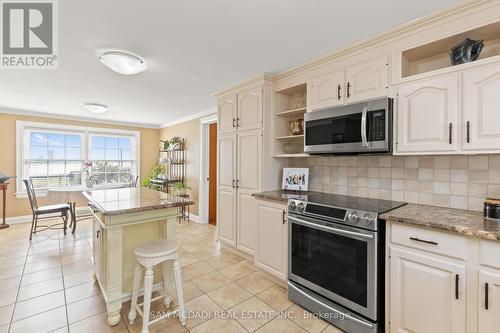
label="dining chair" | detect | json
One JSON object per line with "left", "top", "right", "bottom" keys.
{"left": 130, "top": 175, "right": 139, "bottom": 187}
{"left": 23, "top": 179, "right": 71, "bottom": 240}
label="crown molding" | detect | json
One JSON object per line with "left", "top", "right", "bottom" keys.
{"left": 160, "top": 108, "right": 216, "bottom": 128}
{"left": 213, "top": 73, "right": 273, "bottom": 98}
{"left": 0, "top": 107, "right": 162, "bottom": 129}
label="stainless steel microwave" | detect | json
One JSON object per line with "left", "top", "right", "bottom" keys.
{"left": 304, "top": 98, "right": 392, "bottom": 154}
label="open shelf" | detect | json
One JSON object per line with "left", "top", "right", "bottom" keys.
{"left": 276, "top": 107, "right": 306, "bottom": 118}
{"left": 401, "top": 20, "right": 500, "bottom": 78}
{"left": 276, "top": 135, "right": 304, "bottom": 140}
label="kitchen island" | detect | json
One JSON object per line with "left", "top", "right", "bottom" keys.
{"left": 83, "top": 187, "right": 193, "bottom": 326}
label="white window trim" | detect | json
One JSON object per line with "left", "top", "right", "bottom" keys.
{"left": 16, "top": 120, "right": 141, "bottom": 198}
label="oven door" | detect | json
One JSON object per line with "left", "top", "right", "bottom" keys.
{"left": 288, "top": 213, "right": 378, "bottom": 320}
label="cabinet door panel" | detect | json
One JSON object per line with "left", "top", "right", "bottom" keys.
{"left": 237, "top": 130, "right": 262, "bottom": 192}
{"left": 478, "top": 270, "right": 500, "bottom": 333}
{"left": 217, "top": 189, "right": 236, "bottom": 246}
{"left": 463, "top": 64, "right": 500, "bottom": 151}
{"left": 256, "top": 202, "right": 287, "bottom": 280}
{"left": 218, "top": 94, "right": 237, "bottom": 134}
{"left": 390, "top": 246, "right": 466, "bottom": 333}
{"left": 345, "top": 56, "right": 388, "bottom": 103}
{"left": 218, "top": 134, "right": 236, "bottom": 189}
{"left": 237, "top": 87, "right": 263, "bottom": 131}
{"left": 237, "top": 193, "right": 257, "bottom": 255}
{"left": 396, "top": 74, "right": 459, "bottom": 153}
{"left": 309, "top": 70, "right": 344, "bottom": 111}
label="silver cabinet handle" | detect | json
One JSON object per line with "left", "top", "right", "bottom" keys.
{"left": 449, "top": 122, "right": 453, "bottom": 144}
{"left": 466, "top": 121, "right": 471, "bottom": 143}
{"left": 288, "top": 215, "right": 373, "bottom": 240}
{"left": 361, "top": 106, "right": 368, "bottom": 148}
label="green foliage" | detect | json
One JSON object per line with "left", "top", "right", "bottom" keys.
{"left": 142, "top": 164, "right": 163, "bottom": 187}
{"left": 175, "top": 182, "right": 190, "bottom": 190}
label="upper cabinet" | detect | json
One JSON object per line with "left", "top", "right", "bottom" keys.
{"left": 396, "top": 74, "right": 459, "bottom": 153}
{"left": 462, "top": 63, "right": 500, "bottom": 151}
{"left": 345, "top": 56, "right": 389, "bottom": 103}
{"left": 308, "top": 55, "right": 389, "bottom": 112}
{"left": 218, "top": 87, "right": 263, "bottom": 135}
{"left": 217, "top": 94, "right": 237, "bottom": 134}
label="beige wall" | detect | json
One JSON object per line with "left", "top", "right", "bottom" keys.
{"left": 0, "top": 112, "right": 160, "bottom": 218}
{"left": 160, "top": 119, "right": 200, "bottom": 215}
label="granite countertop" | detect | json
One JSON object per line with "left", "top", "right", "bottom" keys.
{"left": 381, "top": 203, "right": 500, "bottom": 241}
{"left": 83, "top": 187, "right": 194, "bottom": 216}
{"left": 252, "top": 190, "right": 317, "bottom": 203}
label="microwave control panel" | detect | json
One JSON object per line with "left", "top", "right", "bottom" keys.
{"left": 368, "top": 110, "right": 385, "bottom": 141}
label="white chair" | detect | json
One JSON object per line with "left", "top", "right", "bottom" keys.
{"left": 128, "top": 239, "right": 185, "bottom": 333}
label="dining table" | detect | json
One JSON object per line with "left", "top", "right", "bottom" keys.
{"left": 47, "top": 184, "right": 125, "bottom": 234}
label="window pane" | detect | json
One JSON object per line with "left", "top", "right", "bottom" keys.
{"left": 47, "top": 134, "right": 64, "bottom": 147}
{"left": 106, "top": 149, "right": 119, "bottom": 160}
{"left": 106, "top": 162, "right": 120, "bottom": 173}
{"left": 30, "top": 132, "right": 47, "bottom": 146}
{"left": 107, "top": 173, "right": 119, "bottom": 183}
{"left": 91, "top": 148, "right": 105, "bottom": 160}
{"left": 48, "top": 161, "right": 66, "bottom": 176}
{"left": 120, "top": 161, "right": 132, "bottom": 173}
{"left": 27, "top": 161, "right": 47, "bottom": 178}
{"left": 93, "top": 173, "right": 106, "bottom": 185}
{"left": 66, "top": 161, "right": 81, "bottom": 185}
{"left": 119, "top": 138, "right": 131, "bottom": 150}
{"left": 66, "top": 135, "right": 81, "bottom": 148}
{"left": 66, "top": 148, "right": 81, "bottom": 160}
{"left": 93, "top": 161, "right": 105, "bottom": 173}
{"left": 30, "top": 146, "right": 47, "bottom": 159}
{"left": 121, "top": 149, "right": 131, "bottom": 160}
{"left": 119, "top": 173, "right": 132, "bottom": 184}
{"left": 48, "top": 147, "right": 64, "bottom": 160}
{"left": 105, "top": 137, "right": 119, "bottom": 149}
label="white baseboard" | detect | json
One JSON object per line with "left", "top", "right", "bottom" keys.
{"left": 6, "top": 207, "right": 90, "bottom": 225}
{"left": 187, "top": 213, "right": 202, "bottom": 224}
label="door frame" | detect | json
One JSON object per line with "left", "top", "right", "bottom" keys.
{"left": 199, "top": 113, "right": 218, "bottom": 224}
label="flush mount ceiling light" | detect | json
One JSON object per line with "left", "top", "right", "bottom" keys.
{"left": 98, "top": 51, "right": 147, "bottom": 75}
{"left": 84, "top": 103, "right": 109, "bottom": 114}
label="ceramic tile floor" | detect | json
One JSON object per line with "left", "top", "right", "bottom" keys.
{"left": 0, "top": 219, "right": 344, "bottom": 333}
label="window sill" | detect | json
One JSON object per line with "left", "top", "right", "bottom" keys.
{"left": 15, "top": 190, "right": 48, "bottom": 199}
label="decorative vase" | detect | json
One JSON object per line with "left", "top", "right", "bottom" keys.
{"left": 289, "top": 119, "right": 304, "bottom": 135}
{"left": 450, "top": 38, "right": 484, "bottom": 65}
{"left": 176, "top": 188, "right": 187, "bottom": 196}
{"left": 85, "top": 179, "right": 94, "bottom": 188}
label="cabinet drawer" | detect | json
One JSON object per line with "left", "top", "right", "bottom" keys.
{"left": 390, "top": 222, "right": 467, "bottom": 260}
{"left": 479, "top": 240, "right": 500, "bottom": 269}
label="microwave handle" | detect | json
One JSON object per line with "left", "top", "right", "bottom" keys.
{"left": 361, "top": 106, "right": 368, "bottom": 147}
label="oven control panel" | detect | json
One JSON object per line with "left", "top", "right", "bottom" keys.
{"left": 287, "top": 199, "right": 379, "bottom": 231}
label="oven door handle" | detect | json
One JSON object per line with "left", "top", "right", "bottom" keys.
{"left": 361, "top": 106, "right": 369, "bottom": 148}
{"left": 288, "top": 282, "right": 375, "bottom": 329}
{"left": 288, "top": 215, "right": 374, "bottom": 240}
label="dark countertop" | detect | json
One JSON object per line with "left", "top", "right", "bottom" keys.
{"left": 381, "top": 203, "right": 500, "bottom": 241}
{"left": 253, "top": 190, "right": 500, "bottom": 241}
{"left": 83, "top": 187, "right": 194, "bottom": 216}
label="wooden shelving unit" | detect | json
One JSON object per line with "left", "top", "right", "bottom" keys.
{"left": 273, "top": 83, "right": 308, "bottom": 157}
{"left": 401, "top": 20, "right": 500, "bottom": 78}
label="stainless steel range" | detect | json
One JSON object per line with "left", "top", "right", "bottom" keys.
{"left": 287, "top": 193, "right": 405, "bottom": 333}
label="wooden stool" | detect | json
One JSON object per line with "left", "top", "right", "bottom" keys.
{"left": 128, "top": 239, "right": 185, "bottom": 333}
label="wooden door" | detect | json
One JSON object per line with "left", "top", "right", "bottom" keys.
{"left": 217, "top": 134, "right": 237, "bottom": 246}
{"left": 208, "top": 123, "right": 217, "bottom": 225}
{"left": 217, "top": 94, "right": 237, "bottom": 134}
{"left": 309, "top": 69, "right": 344, "bottom": 111}
{"left": 236, "top": 130, "right": 262, "bottom": 255}
{"left": 345, "top": 55, "right": 388, "bottom": 103}
{"left": 390, "top": 246, "right": 466, "bottom": 333}
{"left": 396, "top": 74, "right": 459, "bottom": 153}
{"left": 237, "top": 86, "right": 263, "bottom": 131}
{"left": 255, "top": 201, "right": 287, "bottom": 280}
{"left": 463, "top": 64, "right": 500, "bottom": 152}
{"left": 478, "top": 270, "right": 500, "bottom": 333}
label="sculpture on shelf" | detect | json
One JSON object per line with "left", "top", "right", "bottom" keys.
{"left": 450, "top": 38, "right": 484, "bottom": 65}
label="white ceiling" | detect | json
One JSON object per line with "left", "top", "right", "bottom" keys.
{"left": 0, "top": 0, "right": 461, "bottom": 128}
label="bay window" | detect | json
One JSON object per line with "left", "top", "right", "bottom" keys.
{"left": 16, "top": 121, "right": 140, "bottom": 196}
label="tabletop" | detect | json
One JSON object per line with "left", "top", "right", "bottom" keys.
{"left": 47, "top": 184, "right": 125, "bottom": 203}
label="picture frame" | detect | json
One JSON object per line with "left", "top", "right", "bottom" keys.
{"left": 282, "top": 168, "right": 309, "bottom": 191}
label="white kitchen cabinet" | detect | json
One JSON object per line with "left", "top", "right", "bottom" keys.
{"left": 462, "top": 63, "right": 500, "bottom": 152}
{"left": 345, "top": 55, "right": 389, "bottom": 103}
{"left": 236, "top": 130, "right": 262, "bottom": 255}
{"left": 92, "top": 220, "right": 103, "bottom": 282}
{"left": 389, "top": 246, "right": 466, "bottom": 333}
{"left": 478, "top": 270, "right": 500, "bottom": 333}
{"left": 218, "top": 93, "right": 237, "bottom": 134}
{"left": 237, "top": 86, "right": 263, "bottom": 131}
{"left": 217, "top": 134, "right": 237, "bottom": 246}
{"left": 396, "top": 74, "right": 459, "bottom": 153}
{"left": 255, "top": 200, "right": 287, "bottom": 280}
{"left": 309, "top": 69, "right": 344, "bottom": 110}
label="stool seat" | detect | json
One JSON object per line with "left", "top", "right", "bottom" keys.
{"left": 134, "top": 239, "right": 179, "bottom": 258}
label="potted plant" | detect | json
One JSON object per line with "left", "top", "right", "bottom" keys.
{"left": 82, "top": 160, "right": 94, "bottom": 188}
{"left": 170, "top": 137, "right": 182, "bottom": 150}
{"left": 142, "top": 164, "right": 163, "bottom": 187}
{"left": 160, "top": 139, "right": 171, "bottom": 151}
{"left": 175, "top": 182, "right": 190, "bottom": 196}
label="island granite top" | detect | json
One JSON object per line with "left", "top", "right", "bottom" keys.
{"left": 381, "top": 203, "right": 500, "bottom": 241}
{"left": 83, "top": 187, "right": 193, "bottom": 215}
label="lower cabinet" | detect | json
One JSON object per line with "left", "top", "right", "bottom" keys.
{"left": 388, "top": 222, "right": 500, "bottom": 333}
{"left": 92, "top": 219, "right": 103, "bottom": 282}
{"left": 389, "top": 246, "right": 466, "bottom": 333}
{"left": 254, "top": 200, "right": 287, "bottom": 280}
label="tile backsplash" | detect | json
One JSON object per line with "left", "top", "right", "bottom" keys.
{"left": 289, "top": 155, "right": 500, "bottom": 212}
